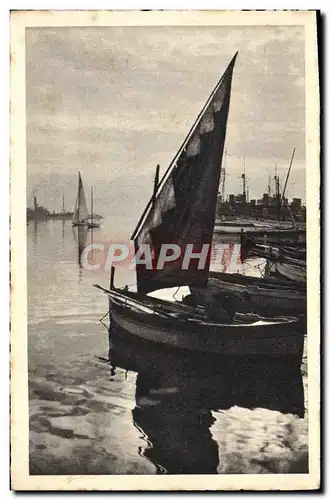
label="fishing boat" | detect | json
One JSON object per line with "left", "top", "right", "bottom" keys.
{"left": 241, "top": 233, "right": 306, "bottom": 251}
{"left": 72, "top": 172, "right": 89, "bottom": 227}
{"left": 243, "top": 243, "right": 306, "bottom": 268}
{"left": 96, "top": 53, "right": 304, "bottom": 361}
{"left": 274, "top": 262, "right": 307, "bottom": 284}
{"left": 214, "top": 220, "right": 304, "bottom": 236}
{"left": 207, "top": 271, "right": 306, "bottom": 316}
{"left": 208, "top": 270, "right": 306, "bottom": 290}
{"left": 281, "top": 245, "right": 306, "bottom": 260}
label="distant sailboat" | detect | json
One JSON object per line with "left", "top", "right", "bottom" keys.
{"left": 72, "top": 172, "right": 89, "bottom": 227}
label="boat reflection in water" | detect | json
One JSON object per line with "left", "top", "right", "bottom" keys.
{"left": 109, "top": 323, "right": 307, "bottom": 475}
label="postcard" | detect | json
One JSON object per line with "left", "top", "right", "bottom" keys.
{"left": 10, "top": 10, "right": 320, "bottom": 491}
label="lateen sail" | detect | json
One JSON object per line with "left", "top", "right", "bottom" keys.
{"left": 133, "top": 53, "right": 238, "bottom": 294}
{"left": 73, "top": 172, "right": 89, "bottom": 223}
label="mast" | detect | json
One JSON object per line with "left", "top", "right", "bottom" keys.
{"left": 241, "top": 173, "right": 246, "bottom": 197}
{"left": 221, "top": 168, "right": 226, "bottom": 202}
{"left": 273, "top": 164, "right": 277, "bottom": 193}
{"left": 77, "top": 172, "right": 81, "bottom": 223}
{"left": 91, "top": 186, "right": 94, "bottom": 225}
{"left": 131, "top": 51, "right": 239, "bottom": 241}
{"left": 241, "top": 156, "right": 247, "bottom": 205}
{"left": 273, "top": 164, "right": 281, "bottom": 221}
{"left": 275, "top": 177, "right": 280, "bottom": 197}
{"left": 281, "top": 147, "right": 296, "bottom": 205}
{"left": 268, "top": 175, "right": 272, "bottom": 197}
{"left": 134, "top": 165, "right": 160, "bottom": 237}
{"left": 219, "top": 150, "right": 227, "bottom": 202}
{"left": 152, "top": 165, "right": 160, "bottom": 205}
{"left": 62, "top": 193, "right": 65, "bottom": 214}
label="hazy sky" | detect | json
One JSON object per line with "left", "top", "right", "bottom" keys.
{"left": 26, "top": 25, "right": 305, "bottom": 232}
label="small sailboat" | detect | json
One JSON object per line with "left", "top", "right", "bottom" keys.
{"left": 72, "top": 172, "right": 89, "bottom": 227}
{"left": 95, "top": 53, "right": 304, "bottom": 362}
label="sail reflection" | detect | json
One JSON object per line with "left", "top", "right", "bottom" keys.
{"left": 109, "top": 323, "right": 305, "bottom": 475}
{"left": 72, "top": 225, "right": 88, "bottom": 273}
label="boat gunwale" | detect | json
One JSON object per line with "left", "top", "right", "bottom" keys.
{"left": 108, "top": 292, "right": 300, "bottom": 337}
{"left": 109, "top": 299, "right": 304, "bottom": 358}
{"left": 208, "top": 278, "right": 305, "bottom": 300}
{"left": 208, "top": 270, "right": 306, "bottom": 289}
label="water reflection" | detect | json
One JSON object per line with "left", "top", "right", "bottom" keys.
{"left": 109, "top": 324, "right": 305, "bottom": 474}
{"left": 78, "top": 226, "right": 88, "bottom": 269}
{"left": 30, "top": 219, "right": 47, "bottom": 249}
{"left": 27, "top": 219, "right": 308, "bottom": 475}
{"left": 71, "top": 226, "right": 88, "bottom": 274}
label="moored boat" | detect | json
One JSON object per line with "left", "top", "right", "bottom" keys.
{"left": 72, "top": 172, "right": 90, "bottom": 227}
{"left": 72, "top": 175, "right": 101, "bottom": 228}
{"left": 96, "top": 52, "right": 305, "bottom": 363}
{"left": 241, "top": 240, "right": 306, "bottom": 267}
{"left": 207, "top": 271, "right": 306, "bottom": 316}
{"left": 104, "top": 286, "right": 303, "bottom": 358}
{"left": 214, "top": 221, "right": 305, "bottom": 238}
{"left": 275, "top": 262, "right": 307, "bottom": 284}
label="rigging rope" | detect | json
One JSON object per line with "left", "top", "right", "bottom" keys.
{"left": 172, "top": 286, "right": 182, "bottom": 301}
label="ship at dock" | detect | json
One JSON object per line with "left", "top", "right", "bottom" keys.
{"left": 26, "top": 195, "right": 73, "bottom": 221}
{"left": 214, "top": 148, "right": 306, "bottom": 237}
{"left": 26, "top": 191, "right": 103, "bottom": 224}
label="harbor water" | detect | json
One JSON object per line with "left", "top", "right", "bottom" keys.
{"left": 28, "top": 219, "right": 308, "bottom": 475}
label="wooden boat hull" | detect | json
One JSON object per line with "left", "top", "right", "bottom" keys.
{"left": 109, "top": 295, "right": 304, "bottom": 359}
{"left": 208, "top": 270, "right": 305, "bottom": 290}
{"left": 216, "top": 226, "right": 306, "bottom": 241}
{"left": 207, "top": 274, "right": 306, "bottom": 316}
{"left": 245, "top": 229, "right": 306, "bottom": 241}
{"left": 244, "top": 244, "right": 306, "bottom": 266}
{"left": 280, "top": 254, "right": 306, "bottom": 267}
{"left": 275, "top": 262, "right": 306, "bottom": 284}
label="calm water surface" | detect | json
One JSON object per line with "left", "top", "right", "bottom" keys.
{"left": 28, "top": 219, "right": 308, "bottom": 475}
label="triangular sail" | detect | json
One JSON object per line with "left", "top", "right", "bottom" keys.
{"left": 133, "top": 53, "right": 238, "bottom": 294}
{"left": 73, "top": 172, "right": 89, "bottom": 223}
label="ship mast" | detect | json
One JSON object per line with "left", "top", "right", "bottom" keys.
{"left": 220, "top": 150, "right": 227, "bottom": 202}
{"left": 281, "top": 147, "right": 296, "bottom": 205}
{"left": 221, "top": 168, "right": 226, "bottom": 202}
{"left": 91, "top": 186, "right": 94, "bottom": 225}
{"left": 273, "top": 164, "right": 281, "bottom": 221}
{"left": 268, "top": 175, "right": 272, "bottom": 197}
{"left": 241, "top": 155, "right": 247, "bottom": 203}
{"left": 152, "top": 164, "right": 160, "bottom": 206}
{"left": 241, "top": 156, "right": 246, "bottom": 196}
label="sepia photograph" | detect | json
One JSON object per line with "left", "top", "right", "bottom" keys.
{"left": 10, "top": 10, "right": 320, "bottom": 491}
